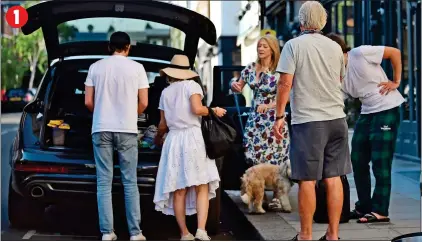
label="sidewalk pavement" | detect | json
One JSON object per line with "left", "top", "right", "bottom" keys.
{"left": 225, "top": 130, "right": 421, "bottom": 240}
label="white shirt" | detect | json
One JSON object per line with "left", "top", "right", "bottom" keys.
{"left": 85, "top": 55, "right": 150, "bottom": 134}
{"left": 342, "top": 46, "right": 404, "bottom": 114}
{"left": 276, "top": 34, "right": 346, "bottom": 125}
{"left": 159, "top": 80, "right": 203, "bottom": 130}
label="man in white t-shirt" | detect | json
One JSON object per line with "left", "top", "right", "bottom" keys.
{"left": 272, "top": 2, "right": 352, "bottom": 240}
{"left": 85, "top": 31, "right": 149, "bottom": 241}
{"left": 327, "top": 33, "right": 404, "bottom": 225}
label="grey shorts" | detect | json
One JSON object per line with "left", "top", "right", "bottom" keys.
{"left": 290, "top": 118, "right": 352, "bottom": 181}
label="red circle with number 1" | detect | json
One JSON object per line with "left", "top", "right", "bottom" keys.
{"left": 5, "top": 6, "right": 28, "bottom": 28}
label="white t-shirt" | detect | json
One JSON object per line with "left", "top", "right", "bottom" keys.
{"left": 85, "top": 55, "right": 150, "bottom": 134}
{"left": 342, "top": 45, "right": 405, "bottom": 114}
{"left": 159, "top": 80, "right": 203, "bottom": 130}
{"left": 276, "top": 34, "right": 346, "bottom": 125}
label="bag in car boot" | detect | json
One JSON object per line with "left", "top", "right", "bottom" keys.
{"left": 313, "top": 175, "right": 350, "bottom": 224}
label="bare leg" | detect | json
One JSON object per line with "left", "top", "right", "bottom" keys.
{"left": 268, "top": 189, "right": 282, "bottom": 211}
{"left": 174, "top": 189, "right": 189, "bottom": 236}
{"left": 195, "top": 184, "right": 209, "bottom": 230}
{"left": 272, "top": 189, "right": 279, "bottom": 201}
{"left": 324, "top": 177, "right": 343, "bottom": 241}
{"left": 298, "top": 181, "right": 316, "bottom": 240}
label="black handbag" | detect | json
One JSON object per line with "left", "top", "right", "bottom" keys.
{"left": 313, "top": 175, "right": 351, "bottom": 224}
{"left": 201, "top": 107, "right": 237, "bottom": 159}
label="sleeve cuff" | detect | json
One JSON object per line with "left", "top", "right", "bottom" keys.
{"left": 138, "top": 84, "right": 150, "bottom": 89}
{"left": 190, "top": 92, "right": 204, "bottom": 99}
{"left": 276, "top": 68, "right": 295, "bottom": 75}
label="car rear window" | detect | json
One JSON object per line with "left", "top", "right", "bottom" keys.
{"left": 58, "top": 18, "right": 185, "bottom": 50}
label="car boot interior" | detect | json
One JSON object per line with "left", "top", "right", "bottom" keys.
{"left": 45, "top": 69, "right": 94, "bottom": 150}
{"left": 43, "top": 66, "right": 168, "bottom": 152}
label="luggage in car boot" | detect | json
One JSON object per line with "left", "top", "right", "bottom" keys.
{"left": 313, "top": 175, "right": 350, "bottom": 223}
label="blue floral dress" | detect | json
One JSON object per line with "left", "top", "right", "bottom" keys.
{"left": 240, "top": 62, "right": 290, "bottom": 166}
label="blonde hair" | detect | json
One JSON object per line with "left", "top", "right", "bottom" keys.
{"left": 255, "top": 35, "right": 280, "bottom": 72}
{"left": 298, "top": 1, "right": 328, "bottom": 30}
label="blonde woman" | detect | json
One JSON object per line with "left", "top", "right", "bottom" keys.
{"left": 153, "top": 55, "right": 226, "bottom": 241}
{"left": 231, "top": 35, "right": 290, "bottom": 167}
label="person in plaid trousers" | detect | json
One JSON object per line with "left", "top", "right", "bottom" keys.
{"left": 327, "top": 33, "right": 404, "bottom": 224}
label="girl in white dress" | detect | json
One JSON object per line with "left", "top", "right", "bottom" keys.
{"left": 153, "top": 55, "right": 227, "bottom": 241}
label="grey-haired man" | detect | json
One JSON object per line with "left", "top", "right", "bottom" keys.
{"left": 273, "top": 1, "right": 352, "bottom": 241}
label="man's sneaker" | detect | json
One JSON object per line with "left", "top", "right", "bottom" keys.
{"left": 181, "top": 233, "right": 195, "bottom": 241}
{"left": 102, "top": 232, "right": 117, "bottom": 241}
{"left": 130, "top": 233, "right": 147, "bottom": 241}
{"left": 195, "top": 229, "right": 211, "bottom": 241}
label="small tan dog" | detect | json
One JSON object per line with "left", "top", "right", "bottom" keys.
{"left": 240, "top": 161, "right": 294, "bottom": 214}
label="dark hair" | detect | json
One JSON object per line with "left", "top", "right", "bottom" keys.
{"left": 109, "top": 31, "right": 131, "bottom": 53}
{"left": 326, "top": 33, "right": 351, "bottom": 53}
{"left": 166, "top": 75, "right": 183, "bottom": 84}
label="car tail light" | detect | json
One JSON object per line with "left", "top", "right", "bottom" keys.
{"left": 14, "top": 164, "right": 69, "bottom": 173}
{"left": 24, "top": 93, "right": 32, "bottom": 102}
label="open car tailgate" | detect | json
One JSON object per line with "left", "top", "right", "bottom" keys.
{"left": 21, "top": 0, "right": 217, "bottom": 64}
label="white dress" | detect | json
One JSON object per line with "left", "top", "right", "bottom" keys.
{"left": 153, "top": 80, "right": 220, "bottom": 216}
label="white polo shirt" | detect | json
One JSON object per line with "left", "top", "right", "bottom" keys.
{"left": 342, "top": 46, "right": 404, "bottom": 114}
{"left": 85, "top": 55, "right": 150, "bottom": 134}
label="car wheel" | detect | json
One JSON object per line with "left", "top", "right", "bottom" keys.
{"left": 8, "top": 179, "right": 45, "bottom": 229}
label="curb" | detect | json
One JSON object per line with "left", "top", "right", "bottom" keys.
{"left": 221, "top": 191, "right": 264, "bottom": 240}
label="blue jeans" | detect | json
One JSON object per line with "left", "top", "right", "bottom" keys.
{"left": 92, "top": 132, "right": 141, "bottom": 236}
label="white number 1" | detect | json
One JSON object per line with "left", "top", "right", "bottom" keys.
{"left": 13, "top": 9, "right": 19, "bottom": 24}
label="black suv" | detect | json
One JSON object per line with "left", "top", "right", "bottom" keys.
{"left": 8, "top": 0, "right": 231, "bottom": 234}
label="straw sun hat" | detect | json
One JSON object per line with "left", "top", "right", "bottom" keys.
{"left": 160, "top": 54, "right": 199, "bottom": 80}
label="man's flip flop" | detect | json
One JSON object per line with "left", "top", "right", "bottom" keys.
{"left": 357, "top": 213, "right": 390, "bottom": 224}
{"left": 350, "top": 209, "right": 364, "bottom": 219}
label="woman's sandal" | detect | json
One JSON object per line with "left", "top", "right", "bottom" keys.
{"left": 350, "top": 209, "right": 364, "bottom": 219}
{"left": 319, "top": 234, "right": 340, "bottom": 240}
{"left": 291, "top": 234, "right": 299, "bottom": 240}
{"left": 268, "top": 198, "right": 283, "bottom": 212}
{"left": 357, "top": 213, "right": 390, "bottom": 224}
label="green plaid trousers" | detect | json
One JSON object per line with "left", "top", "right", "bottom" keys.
{"left": 351, "top": 107, "right": 400, "bottom": 216}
